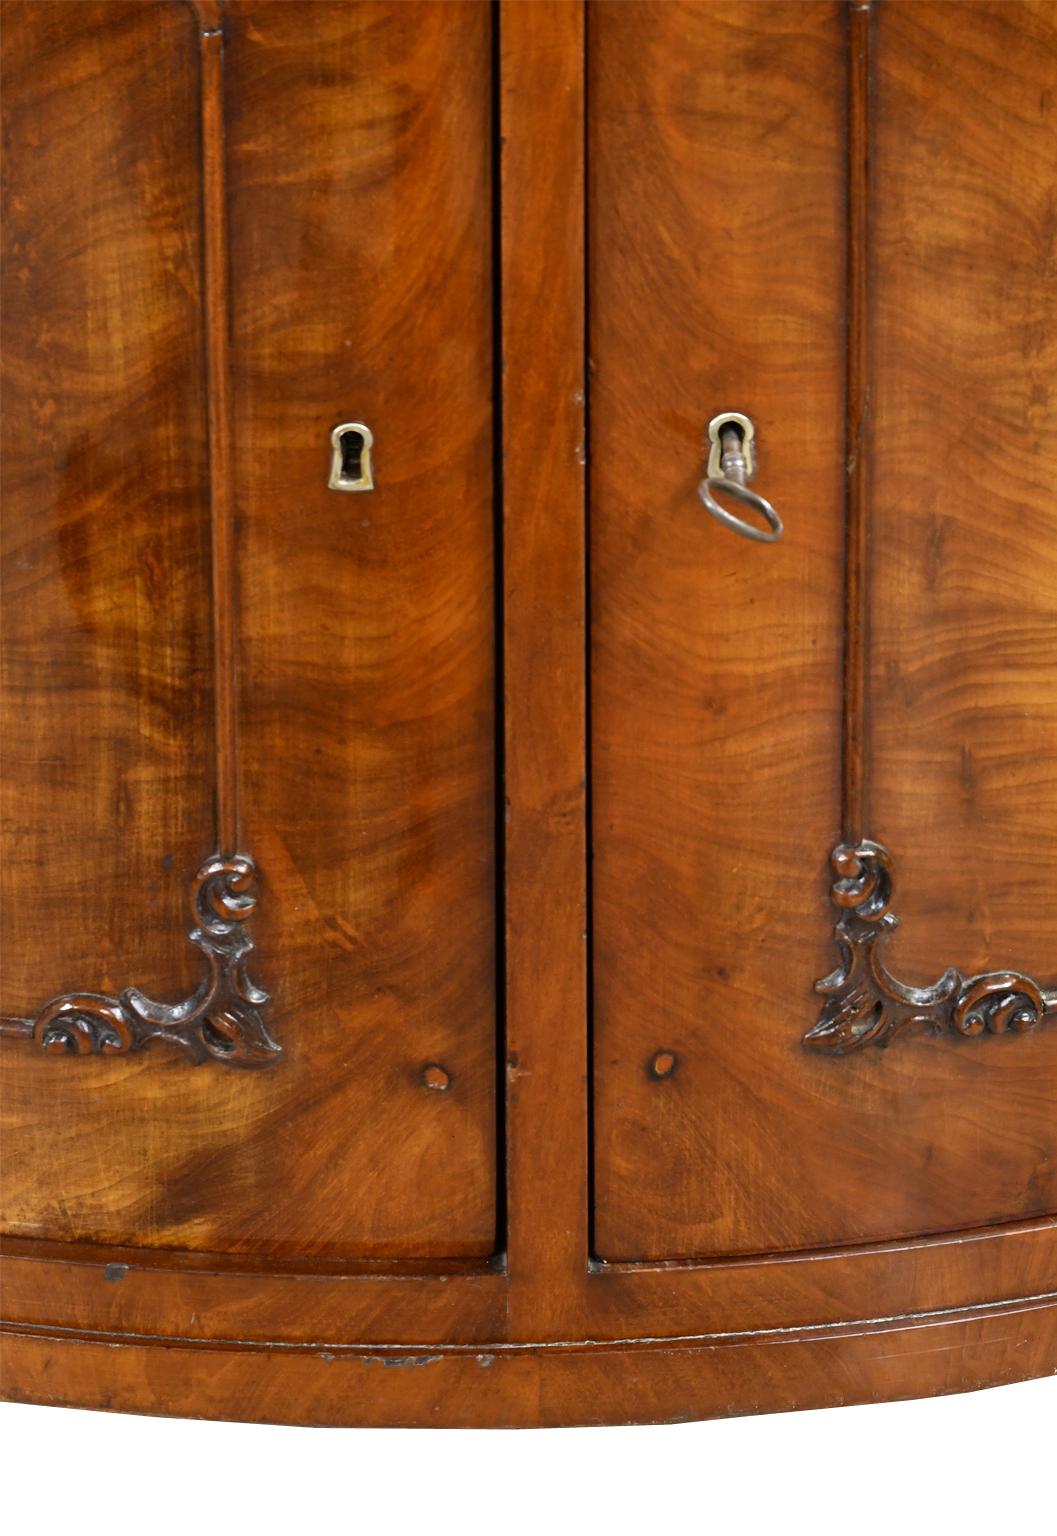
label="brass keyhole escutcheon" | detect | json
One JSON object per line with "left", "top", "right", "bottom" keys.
{"left": 699, "top": 410, "right": 783, "bottom": 543}
{"left": 706, "top": 411, "right": 756, "bottom": 480}
{"left": 329, "top": 422, "right": 374, "bottom": 492}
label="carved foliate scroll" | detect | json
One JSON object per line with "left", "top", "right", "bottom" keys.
{"left": 805, "top": 840, "right": 1055, "bottom": 1055}
{"left": 0, "top": 855, "right": 280, "bottom": 1066}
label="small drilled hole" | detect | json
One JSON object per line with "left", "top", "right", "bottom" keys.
{"left": 421, "top": 1062, "right": 451, "bottom": 1092}
{"left": 649, "top": 1050, "right": 677, "bottom": 1080}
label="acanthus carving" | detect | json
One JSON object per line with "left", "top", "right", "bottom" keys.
{"left": 0, "top": 855, "right": 281, "bottom": 1067}
{"left": 804, "top": 840, "right": 1055, "bottom": 1055}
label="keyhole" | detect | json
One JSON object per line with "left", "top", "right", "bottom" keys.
{"left": 706, "top": 411, "right": 756, "bottom": 480}
{"left": 717, "top": 419, "right": 744, "bottom": 455}
{"left": 341, "top": 431, "right": 363, "bottom": 482}
{"left": 329, "top": 422, "right": 374, "bottom": 492}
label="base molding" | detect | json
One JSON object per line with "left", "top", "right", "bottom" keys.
{"left": 5, "top": 1222, "right": 1055, "bottom": 1426}
{"left": 4, "top": 1295, "right": 1055, "bottom": 1428}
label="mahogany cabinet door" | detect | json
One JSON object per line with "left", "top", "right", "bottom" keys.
{"left": 589, "top": 0, "right": 1057, "bottom": 1262}
{"left": 1, "top": 0, "right": 499, "bottom": 1260}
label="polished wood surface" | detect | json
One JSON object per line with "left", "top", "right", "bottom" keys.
{"left": 500, "top": 0, "right": 590, "bottom": 1341}
{"left": 589, "top": 0, "right": 847, "bottom": 1261}
{"left": 1, "top": 0, "right": 212, "bottom": 1011}
{"left": 1, "top": 0, "right": 219, "bottom": 1211}
{"left": 870, "top": 1, "right": 1057, "bottom": 984}
{"left": 589, "top": 0, "right": 1056, "bottom": 1264}
{"left": 1, "top": 0, "right": 498, "bottom": 1258}
{"left": 2, "top": 0, "right": 1054, "bottom": 1428}
{"left": 197, "top": 0, "right": 239, "bottom": 855}
{"left": 842, "top": 0, "right": 871, "bottom": 841}
{"left": 4, "top": 1295, "right": 1054, "bottom": 1429}
{"left": 228, "top": 0, "right": 497, "bottom": 1257}
{"left": 6, "top": 1214, "right": 1054, "bottom": 1348}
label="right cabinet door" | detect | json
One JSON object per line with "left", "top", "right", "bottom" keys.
{"left": 588, "top": 0, "right": 1057, "bottom": 1263}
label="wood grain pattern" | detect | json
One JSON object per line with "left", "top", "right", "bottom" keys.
{"left": 500, "top": 0, "right": 590, "bottom": 1341}
{"left": 226, "top": 0, "right": 498, "bottom": 1257}
{"left": 869, "top": 1, "right": 1057, "bottom": 988}
{"left": 1, "top": 0, "right": 498, "bottom": 1259}
{"left": 5, "top": 1213, "right": 1053, "bottom": 1354}
{"left": 0, "top": 1, "right": 213, "bottom": 1013}
{"left": 588, "top": 1214, "right": 1057, "bottom": 1342}
{"left": 589, "top": 0, "right": 1056, "bottom": 1263}
{"left": 0, "top": 0, "right": 278, "bottom": 1067}
{"left": 842, "top": 0, "right": 871, "bottom": 840}
{"left": 0, "top": 1235, "right": 505, "bottom": 1347}
{"left": 0, "top": 0, "right": 221, "bottom": 1226}
{"left": 2, "top": 0, "right": 1055, "bottom": 1430}
{"left": 196, "top": 1, "right": 239, "bottom": 853}
{"left": 3, "top": 1294, "right": 1053, "bottom": 1427}
{"left": 588, "top": 0, "right": 847, "bottom": 1261}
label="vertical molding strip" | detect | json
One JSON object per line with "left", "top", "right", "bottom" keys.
{"left": 193, "top": 0, "right": 240, "bottom": 854}
{"left": 841, "top": 0, "right": 872, "bottom": 846}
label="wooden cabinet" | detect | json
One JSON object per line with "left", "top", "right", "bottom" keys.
{"left": 1, "top": 0, "right": 1054, "bottom": 1427}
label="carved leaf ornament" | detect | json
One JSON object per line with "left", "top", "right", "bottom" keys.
{"left": 0, "top": 856, "right": 280, "bottom": 1066}
{"left": 805, "top": 841, "right": 1054, "bottom": 1055}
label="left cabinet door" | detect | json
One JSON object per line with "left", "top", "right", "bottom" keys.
{"left": 1, "top": 0, "right": 499, "bottom": 1261}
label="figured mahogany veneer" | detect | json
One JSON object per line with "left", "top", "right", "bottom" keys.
{"left": 1, "top": 0, "right": 497, "bottom": 1262}
{"left": 589, "top": 0, "right": 1056, "bottom": 1267}
{"left": 1, "top": 0, "right": 1054, "bottom": 1427}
